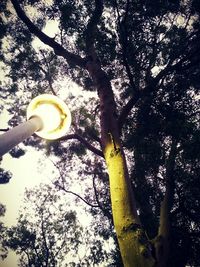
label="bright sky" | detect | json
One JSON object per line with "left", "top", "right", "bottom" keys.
{"left": 0, "top": 149, "right": 55, "bottom": 227}
{"left": 0, "top": 150, "right": 55, "bottom": 267}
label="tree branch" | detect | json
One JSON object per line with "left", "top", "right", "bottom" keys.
{"left": 155, "top": 138, "right": 178, "bottom": 266}
{"left": 54, "top": 182, "right": 99, "bottom": 208}
{"left": 117, "top": 84, "right": 153, "bottom": 131}
{"left": 118, "top": 29, "right": 200, "bottom": 130}
{"left": 0, "top": 128, "right": 9, "bottom": 132}
{"left": 51, "top": 161, "right": 101, "bottom": 209}
{"left": 84, "top": 0, "right": 103, "bottom": 56}
{"left": 118, "top": 91, "right": 140, "bottom": 130}
{"left": 160, "top": 138, "right": 177, "bottom": 229}
{"left": 153, "top": 33, "right": 200, "bottom": 85}
{"left": 115, "top": 0, "right": 137, "bottom": 92}
{"left": 39, "top": 50, "right": 57, "bottom": 95}
{"left": 41, "top": 212, "right": 50, "bottom": 266}
{"left": 92, "top": 174, "right": 112, "bottom": 220}
{"left": 59, "top": 133, "right": 104, "bottom": 158}
{"left": 22, "top": 249, "right": 32, "bottom": 267}
{"left": 11, "top": 0, "right": 86, "bottom": 68}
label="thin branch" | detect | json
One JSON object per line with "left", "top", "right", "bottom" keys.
{"left": 92, "top": 174, "right": 112, "bottom": 220}
{"left": 156, "top": 13, "right": 177, "bottom": 46}
{"left": 114, "top": 0, "right": 137, "bottom": 92}
{"left": 51, "top": 161, "right": 100, "bottom": 209}
{"left": 153, "top": 33, "right": 200, "bottom": 85}
{"left": 50, "top": 160, "right": 66, "bottom": 189}
{"left": 11, "top": 0, "right": 86, "bottom": 68}
{"left": 146, "top": 14, "right": 165, "bottom": 80}
{"left": 118, "top": 82, "right": 154, "bottom": 130}
{"left": 0, "top": 128, "right": 9, "bottom": 132}
{"left": 39, "top": 50, "right": 57, "bottom": 95}
{"left": 118, "top": 91, "right": 140, "bottom": 130}
{"left": 183, "top": 11, "right": 192, "bottom": 31}
{"left": 41, "top": 212, "right": 50, "bottom": 266}
{"left": 52, "top": 237, "right": 67, "bottom": 264}
{"left": 22, "top": 249, "right": 32, "bottom": 267}
{"left": 55, "top": 182, "right": 99, "bottom": 208}
{"left": 33, "top": 62, "right": 57, "bottom": 95}
{"left": 32, "top": 243, "right": 41, "bottom": 265}
{"left": 59, "top": 133, "right": 104, "bottom": 158}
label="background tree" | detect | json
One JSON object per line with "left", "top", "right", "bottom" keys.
{"left": 3, "top": 184, "right": 113, "bottom": 266}
{"left": 0, "top": 203, "right": 8, "bottom": 260}
{"left": 0, "top": 0, "right": 200, "bottom": 266}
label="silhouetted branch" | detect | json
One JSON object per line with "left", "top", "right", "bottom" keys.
{"left": 115, "top": 0, "right": 137, "bottom": 92}
{"left": 118, "top": 92, "right": 140, "bottom": 130}
{"left": 0, "top": 128, "right": 9, "bottom": 132}
{"left": 59, "top": 133, "right": 104, "bottom": 158}
{"left": 41, "top": 212, "right": 50, "bottom": 266}
{"left": 39, "top": 50, "right": 57, "bottom": 95}
{"left": 11, "top": 0, "right": 86, "bottom": 68}
{"left": 92, "top": 174, "right": 112, "bottom": 220}
{"left": 54, "top": 182, "right": 99, "bottom": 208}
{"left": 153, "top": 33, "right": 200, "bottom": 85}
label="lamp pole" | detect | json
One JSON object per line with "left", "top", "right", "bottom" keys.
{"left": 0, "top": 117, "right": 42, "bottom": 157}
{"left": 0, "top": 94, "right": 71, "bottom": 157}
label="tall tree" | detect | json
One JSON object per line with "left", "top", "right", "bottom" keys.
{"left": 0, "top": 0, "right": 200, "bottom": 266}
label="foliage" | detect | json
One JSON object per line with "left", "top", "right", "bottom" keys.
{"left": 0, "top": 168, "right": 12, "bottom": 184}
{"left": 3, "top": 184, "right": 112, "bottom": 266}
{"left": 0, "top": 203, "right": 8, "bottom": 260}
{"left": 0, "top": 0, "right": 200, "bottom": 266}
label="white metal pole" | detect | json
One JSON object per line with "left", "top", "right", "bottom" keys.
{"left": 0, "top": 116, "right": 43, "bottom": 157}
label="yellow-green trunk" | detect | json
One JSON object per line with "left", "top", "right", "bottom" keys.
{"left": 104, "top": 142, "right": 155, "bottom": 267}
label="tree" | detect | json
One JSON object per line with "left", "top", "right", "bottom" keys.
{"left": 0, "top": 0, "right": 200, "bottom": 266}
{"left": 0, "top": 203, "right": 8, "bottom": 260}
{"left": 0, "top": 168, "right": 12, "bottom": 184}
{"left": 4, "top": 184, "right": 111, "bottom": 266}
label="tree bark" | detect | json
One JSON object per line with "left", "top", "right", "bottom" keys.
{"left": 86, "top": 59, "right": 155, "bottom": 267}
{"left": 155, "top": 139, "right": 177, "bottom": 267}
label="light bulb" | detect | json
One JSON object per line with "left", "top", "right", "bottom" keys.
{"left": 34, "top": 103, "right": 61, "bottom": 132}
{"left": 27, "top": 94, "right": 71, "bottom": 140}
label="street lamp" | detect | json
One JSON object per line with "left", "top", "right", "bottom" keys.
{"left": 0, "top": 94, "right": 71, "bottom": 157}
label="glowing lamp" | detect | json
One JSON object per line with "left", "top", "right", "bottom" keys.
{"left": 27, "top": 94, "right": 71, "bottom": 140}
{"left": 0, "top": 94, "right": 71, "bottom": 157}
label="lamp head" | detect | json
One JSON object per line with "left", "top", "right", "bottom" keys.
{"left": 27, "top": 94, "right": 71, "bottom": 140}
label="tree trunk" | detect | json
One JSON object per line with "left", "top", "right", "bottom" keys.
{"left": 87, "top": 60, "right": 155, "bottom": 267}
{"left": 155, "top": 139, "right": 177, "bottom": 267}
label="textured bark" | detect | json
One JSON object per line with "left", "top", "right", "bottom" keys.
{"left": 86, "top": 60, "right": 155, "bottom": 267}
